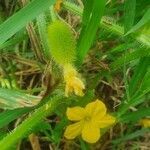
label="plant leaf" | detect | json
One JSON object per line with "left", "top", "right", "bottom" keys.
{"left": 77, "top": 0, "right": 106, "bottom": 65}
{"left": 0, "top": 108, "right": 32, "bottom": 129}
{"left": 124, "top": 0, "right": 136, "bottom": 33}
{"left": 0, "top": 0, "right": 55, "bottom": 46}
{"left": 128, "top": 57, "right": 150, "bottom": 97}
{"left": 110, "top": 48, "right": 150, "bottom": 70}
{"left": 112, "top": 128, "right": 150, "bottom": 144}
{"left": 0, "top": 88, "right": 41, "bottom": 109}
{"left": 120, "top": 108, "right": 150, "bottom": 123}
{"left": 125, "top": 8, "right": 150, "bottom": 35}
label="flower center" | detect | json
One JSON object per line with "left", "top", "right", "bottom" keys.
{"left": 84, "top": 116, "right": 91, "bottom": 122}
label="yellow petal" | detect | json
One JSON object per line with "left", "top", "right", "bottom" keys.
{"left": 139, "top": 119, "right": 150, "bottom": 128}
{"left": 63, "top": 64, "right": 85, "bottom": 97}
{"left": 85, "top": 99, "right": 106, "bottom": 119}
{"left": 96, "top": 114, "right": 116, "bottom": 128}
{"left": 64, "top": 122, "right": 82, "bottom": 139}
{"left": 65, "top": 84, "right": 73, "bottom": 97}
{"left": 67, "top": 107, "right": 85, "bottom": 121}
{"left": 74, "top": 77, "right": 85, "bottom": 96}
{"left": 81, "top": 122, "right": 100, "bottom": 143}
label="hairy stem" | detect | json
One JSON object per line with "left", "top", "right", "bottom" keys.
{"left": 0, "top": 95, "right": 63, "bottom": 150}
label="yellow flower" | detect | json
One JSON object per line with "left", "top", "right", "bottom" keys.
{"left": 54, "top": 0, "right": 63, "bottom": 12}
{"left": 139, "top": 118, "right": 150, "bottom": 128}
{"left": 63, "top": 64, "right": 85, "bottom": 97}
{"left": 64, "top": 99, "right": 116, "bottom": 143}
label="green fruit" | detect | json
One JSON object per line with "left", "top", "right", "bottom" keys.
{"left": 47, "top": 20, "right": 76, "bottom": 65}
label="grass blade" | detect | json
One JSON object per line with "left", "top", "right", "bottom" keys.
{"left": 112, "top": 128, "right": 150, "bottom": 144}
{"left": 128, "top": 57, "right": 150, "bottom": 96}
{"left": 0, "top": 0, "right": 55, "bottom": 46}
{"left": 120, "top": 108, "right": 150, "bottom": 123}
{"left": 0, "top": 108, "right": 32, "bottom": 129}
{"left": 124, "top": 0, "right": 136, "bottom": 33}
{"left": 63, "top": 1, "right": 150, "bottom": 48}
{"left": 77, "top": 0, "right": 106, "bottom": 65}
{"left": 125, "top": 8, "right": 150, "bottom": 35}
{"left": 0, "top": 88, "right": 41, "bottom": 109}
{"left": 110, "top": 48, "right": 150, "bottom": 70}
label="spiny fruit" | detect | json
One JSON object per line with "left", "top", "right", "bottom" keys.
{"left": 47, "top": 20, "right": 76, "bottom": 66}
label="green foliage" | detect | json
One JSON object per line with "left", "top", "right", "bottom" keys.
{"left": 63, "top": 1, "right": 150, "bottom": 48}
{"left": 120, "top": 108, "right": 150, "bottom": 123}
{"left": 77, "top": 0, "right": 106, "bottom": 65}
{"left": 126, "top": 8, "right": 150, "bottom": 35}
{"left": 0, "top": 0, "right": 149, "bottom": 149}
{"left": 0, "top": 108, "right": 32, "bottom": 129}
{"left": 0, "top": 88, "right": 41, "bottom": 109}
{"left": 117, "top": 57, "right": 150, "bottom": 116}
{"left": 112, "top": 128, "right": 150, "bottom": 145}
{"left": 0, "top": 94, "right": 63, "bottom": 150}
{"left": 110, "top": 48, "right": 150, "bottom": 70}
{"left": 124, "top": 0, "right": 136, "bottom": 32}
{"left": 0, "top": 0, "right": 55, "bottom": 46}
{"left": 128, "top": 57, "right": 150, "bottom": 96}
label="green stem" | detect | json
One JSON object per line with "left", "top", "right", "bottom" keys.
{"left": 0, "top": 95, "right": 63, "bottom": 150}
{"left": 50, "top": 6, "right": 57, "bottom": 22}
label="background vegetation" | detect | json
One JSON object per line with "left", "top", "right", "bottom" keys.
{"left": 0, "top": 0, "right": 149, "bottom": 149}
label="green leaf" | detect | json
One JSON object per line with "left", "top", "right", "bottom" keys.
{"left": 0, "top": 94, "right": 63, "bottom": 150}
{"left": 0, "top": 108, "right": 32, "bottom": 129}
{"left": 128, "top": 57, "right": 150, "bottom": 96}
{"left": 80, "top": 138, "right": 90, "bottom": 150}
{"left": 110, "top": 48, "right": 150, "bottom": 70}
{"left": 124, "top": 0, "right": 136, "bottom": 32}
{"left": 82, "top": 0, "right": 93, "bottom": 25}
{"left": 120, "top": 108, "right": 150, "bottom": 123}
{"left": 125, "top": 8, "right": 150, "bottom": 35}
{"left": 0, "top": 88, "right": 41, "bottom": 109}
{"left": 51, "top": 117, "right": 68, "bottom": 144}
{"left": 0, "top": 0, "right": 55, "bottom": 46}
{"left": 117, "top": 57, "right": 150, "bottom": 117}
{"left": 0, "top": 29, "right": 27, "bottom": 50}
{"left": 139, "top": 67, "right": 150, "bottom": 92}
{"left": 128, "top": 65, "right": 150, "bottom": 102}
{"left": 63, "top": 1, "right": 150, "bottom": 48}
{"left": 117, "top": 89, "right": 150, "bottom": 117}
{"left": 77, "top": 0, "right": 93, "bottom": 47}
{"left": 77, "top": 0, "right": 106, "bottom": 65}
{"left": 112, "top": 128, "right": 150, "bottom": 144}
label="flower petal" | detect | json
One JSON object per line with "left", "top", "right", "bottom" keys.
{"left": 85, "top": 99, "right": 106, "bottom": 118}
{"left": 81, "top": 122, "right": 100, "bottom": 143}
{"left": 65, "top": 84, "right": 73, "bottom": 97}
{"left": 97, "top": 114, "right": 116, "bottom": 128}
{"left": 139, "top": 119, "right": 150, "bottom": 128}
{"left": 67, "top": 107, "right": 85, "bottom": 121}
{"left": 64, "top": 65, "right": 85, "bottom": 97}
{"left": 74, "top": 77, "right": 85, "bottom": 96}
{"left": 64, "top": 122, "right": 82, "bottom": 139}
